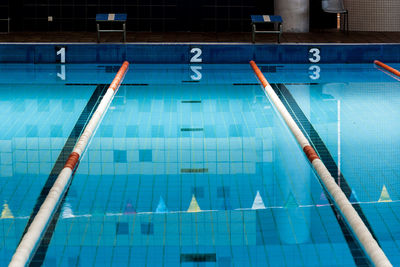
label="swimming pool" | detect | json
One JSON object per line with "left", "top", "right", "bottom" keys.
{"left": 1, "top": 61, "right": 399, "bottom": 266}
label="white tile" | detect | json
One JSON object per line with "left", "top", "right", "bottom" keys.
{"left": 14, "top": 150, "right": 27, "bottom": 162}
{"left": 204, "top": 138, "right": 216, "bottom": 150}
{"left": 191, "top": 138, "right": 204, "bottom": 150}
{"left": 243, "top": 162, "right": 256, "bottom": 174}
{"left": 230, "top": 163, "right": 243, "bottom": 174}
{"left": 101, "top": 138, "right": 113, "bottom": 150}
{"left": 192, "top": 150, "right": 204, "bottom": 162}
{"left": 101, "top": 163, "right": 115, "bottom": 175}
{"left": 113, "top": 138, "right": 126, "bottom": 150}
{"left": 40, "top": 163, "right": 52, "bottom": 174}
{"left": 217, "top": 150, "right": 229, "bottom": 161}
{"left": 178, "top": 150, "right": 191, "bottom": 163}
{"left": 127, "top": 150, "right": 139, "bottom": 162}
{"left": 27, "top": 150, "right": 39, "bottom": 162}
{"left": 152, "top": 138, "right": 165, "bottom": 149}
{"left": 230, "top": 150, "right": 243, "bottom": 162}
{"left": 263, "top": 151, "right": 273, "bottom": 162}
{"left": 15, "top": 162, "right": 27, "bottom": 173}
{"left": 165, "top": 138, "right": 178, "bottom": 149}
{"left": 153, "top": 163, "right": 165, "bottom": 175}
{"left": 153, "top": 150, "right": 165, "bottom": 162}
{"left": 0, "top": 165, "right": 12, "bottom": 176}
{"left": 89, "top": 163, "right": 102, "bottom": 175}
{"left": 229, "top": 137, "right": 242, "bottom": 150}
{"left": 101, "top": 150, "right": 114, "bottom": 163}
{"left": 0, "top": 140, "right": 12, "bottom": 152}
{"left": 205, "top": 150, "right": 216, "bottom": 162}
{"left": 1, "top": 152, "right": 12, "bottom": 165}
{"left": 88, "top": 150, "right": 101, "bottom": 162}
{"left": 115, "top": 163, "right": 128, "bottom": 175}
{"left": 217, "top": 138, "right": 229, "bottom": 150}
{"left": 217, "top": 163, "right": 230, "bottom": 174}
{"left": 165, "top": 149, "right": 177, "bottom": 162}
{"left": 26, "top": 138, "right": 39, "bottom": 150}
{"left": 51, "top": 137, "right": 65, "bottom": 149}
{"left": 179, "top": 138, "right": 191, "bottom": 150}
{"left": 138, "top": 138, "right": 152, "bottom": 149}
{"left": 14, "top": 138, "right": 26, "bottom": 150}
{"left": 166, "top": 163, "right": 178, "bottom": 174}
{"left": 90, "top": 138, "right": 101, "bottom": 150}
{"left": 126, "top": 138, "right": 139, "bottom": 149}
{"left": 27, "top": 163, "right": 40, "bottom": 174}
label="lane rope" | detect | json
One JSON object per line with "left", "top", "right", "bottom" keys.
{"left": 250, "top": 60, "right": 392, "bottom": 267}
{"left": 9, "top": 61, "right": 129, "bottom": 267}
{"left": 374, "top": 60, "right": 400, "bottom": 78}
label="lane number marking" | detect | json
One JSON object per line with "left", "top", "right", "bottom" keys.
{"left": 190, "top": 48, "right": 202, "bottom": 63}
{"left": 57, "top": 47, "right": 66, "bottom": 63}
{"left": 309, "top": 48, "right": 320, "bottom": 63}
{"left": 190, "top": 66, "right": 202, "bottom": 81}
{"left": 309, "top": 65, "right": 320, "bottom": 80}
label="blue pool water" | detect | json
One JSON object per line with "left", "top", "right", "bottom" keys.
{"left": 0, "top": 63, "right": 399, "bottom": 266}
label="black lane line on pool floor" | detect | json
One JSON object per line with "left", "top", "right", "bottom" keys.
{"left": 65, "top": 83, "right": 148, "bottom": 86}
{"left": 272, "top": 83, "right": 376, "bottom": 267}
{"left": 20, "top": 84, "right": 109, "bottom": 266}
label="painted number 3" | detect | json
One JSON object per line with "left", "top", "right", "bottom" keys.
{"left": 309, "top": 48, "right": 320, "bottom": 63}
{"left": 309, "top": 65, "right": 320, "bottom": 80}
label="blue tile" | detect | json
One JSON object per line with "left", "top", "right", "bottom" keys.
{"left": 116, "top": 222, "right": 129, "bottom": 235}
{"left": 139, "top": 149, "right": 152, "bottom": 162}
{"left": 100, "top": 125, "right": 113, "bottom": 137}
{"left": 51, "top": 125, "right": 63, "bottom": 137}
{"left": 126, "top": 125, "right": 138, "bottom": 137}
{"left": 114, "top": 150, "right": 127, "bottom": 163}
{"left": 141, "top": 223, "right": 154, "bottom": 235}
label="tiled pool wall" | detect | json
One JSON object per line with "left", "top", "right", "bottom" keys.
{"left": 0, "top": 44, "right": 399, "bottom": 64}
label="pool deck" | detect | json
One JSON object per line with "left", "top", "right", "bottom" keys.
{"left": 0, "top": 31, "right": 399, "bottom": 43}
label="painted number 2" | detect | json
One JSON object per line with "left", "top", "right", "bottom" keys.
{"left": 190, "top": 48, "right": 202, "bottom": 63}
{"left": 190, "top": 47, "right": 202, "bottom": 80}
{"left": 309, "top": 48, "right": 320, "bottom": 63}
{"left": 57, "top": 47, "right": 66, "bottom": 63}
{"left": 190, "top": 66, "right": 202, "bottom": 80}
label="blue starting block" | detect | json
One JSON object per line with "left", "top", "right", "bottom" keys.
{"left": 251, "top": 15, "right": 283, "bottom": 43}
{"left": 96, "top": 13, "right": 127, "bottom": 43}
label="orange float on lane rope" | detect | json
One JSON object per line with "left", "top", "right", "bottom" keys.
{"left": 64, "top": 152, "right": 80, "bottom": 170}
{"left": 303, "top": 145, "right": 320, "bottom": 163}
{"left": 250, "top": 60, "right": 269, "bottom": 88}
{"left": 374, "top": 60, "right": 400, "bottom": 78}
{"left": 9, "top": 61, "right": 130, "bottom": 267}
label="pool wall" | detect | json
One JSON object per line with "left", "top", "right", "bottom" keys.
{"left": 0, "top": 44, "right": 399, "bottom": 64}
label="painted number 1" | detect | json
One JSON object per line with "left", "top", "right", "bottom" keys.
{"left": 309, "top": 48, "right": 320, "bottom": 63}
{"left": 57, "top": 47, "right": 66, "bottom": 63}
{"left": 190, "top": 48, "right": 202, "bottom": 63}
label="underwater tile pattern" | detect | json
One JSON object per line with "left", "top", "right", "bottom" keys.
{"left": 37, "top": 65, "right": 359, "bottom": 266}
{"left": 5, "top": 64, "right": 400, "bottom": 266}
{"left": 287, "top": 68, "right": 400, "bottom": 266}
{"left": 0, "top": 84, "right": 94, "bottom": 263}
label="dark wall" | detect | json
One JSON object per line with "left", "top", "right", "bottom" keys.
{"left": 5, "top": 1, "right": 333, "bottom": 32}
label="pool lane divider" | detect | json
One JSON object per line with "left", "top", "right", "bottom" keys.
{"left": 374, "top": 60, "right": 400, "bottom": 78}
{"left": 249, "top": 60, "right": 392, "bottom": 267}
{"left": 272, "top": 83, "right": 378, "bottom": 266}
{"left": 21, "top": 83, "right": 109, "bottom": 266}
{"left": 9, "top": 61, "right": 129, "bottom": 267}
